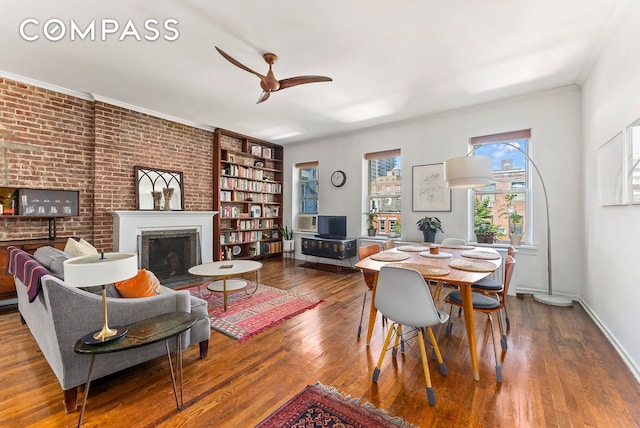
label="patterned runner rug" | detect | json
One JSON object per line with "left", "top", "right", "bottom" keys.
{"left": 185, "top": 282, "right": 321, "bottom": 342}
{"left": 255, "top": 382, "right": 416, "bottom": 427}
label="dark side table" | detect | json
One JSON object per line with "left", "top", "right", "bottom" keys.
{"left": 73, "top": 312, "right": 200, "bottom": 427}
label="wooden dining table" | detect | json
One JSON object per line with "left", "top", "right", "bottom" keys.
{"left": 354, "top": 245, "right": 502, "bottom": 381}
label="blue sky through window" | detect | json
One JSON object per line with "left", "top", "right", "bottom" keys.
{"left": 474, "top": 139, "right": 527, "bottom": 170}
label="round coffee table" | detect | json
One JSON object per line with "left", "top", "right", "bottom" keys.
{"left": 188, "top": 260, "right": 262, "bottom": 311}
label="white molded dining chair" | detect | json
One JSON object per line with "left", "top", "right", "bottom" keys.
{"left": 372, "top": 265, "right": 449, "bottom": 406}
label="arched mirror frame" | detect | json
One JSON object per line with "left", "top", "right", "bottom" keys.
{"left": 135, "top": 166, "right": 184, "bottom": 210}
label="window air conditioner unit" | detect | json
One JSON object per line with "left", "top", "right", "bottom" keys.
{"left": 296, "top": 214, "right": 318, "bottom": 233}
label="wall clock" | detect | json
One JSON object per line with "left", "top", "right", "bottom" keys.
{"left": 331, "top": 170, "right": 347, "bottom": 187}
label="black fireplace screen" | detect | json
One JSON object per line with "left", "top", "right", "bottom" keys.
{"left": 139, "top": 229, "right": 200, "bottom": 287}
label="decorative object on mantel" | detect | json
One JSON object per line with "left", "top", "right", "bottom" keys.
{"left": 162, "top": 187, "right": 174, "bottom": 210}
{"left": 135, "top": 166, "right": 184, "bottom": 211}
{"left": 151, "top": 191, "right": 162, "bottom": 210}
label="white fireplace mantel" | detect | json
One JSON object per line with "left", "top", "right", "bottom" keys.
{"left": 109, "top": 211, "right": 218, "bottom": 263}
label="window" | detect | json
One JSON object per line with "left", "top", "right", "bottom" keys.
{"left": 297, "top": 162, "right": 318, "bottom": 214}
{"left": 470, "top": 130, "right": 530, "bottom": 244}
{"left": 365, "top": 149, "right": 401, "bottom": 235}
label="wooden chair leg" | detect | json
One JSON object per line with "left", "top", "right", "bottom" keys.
{"left": 372, "top": 325, "right": 396, "bottom": 383}
{"left": 417, "top": 329, "right": 436, "bottom": 406}
{"left": 392, "top": 324, "right": 405, "bottom": 356}
{"left": 357, "top": 291, "right": 368, "bottom": 337}
{"left": 63, "top": 386, "right": 78, "bottom": 413}
{"left": 426, "top": 327, "right": 447, "bottom": 375}
{"left": 487, "top": 314, "right": 502, "bottom": 382}
{"left": 199, "top": 340, "right": 209, "bottom": 358}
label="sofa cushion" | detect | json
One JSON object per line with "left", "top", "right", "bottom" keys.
{"left": 33, "top": 246, "right": 72, "bottom": 280}
{"left": 64, "top": 238, "right": 99, "bottom": 257}
{"left": 81, "top": 283, "right": 122, "bottom": 298}
{"left": 115, "top": 269, "right": 162, "bottom": 298}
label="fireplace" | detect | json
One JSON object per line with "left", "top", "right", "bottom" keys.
{"left": 109, "top": 210, "right": 218, "bottom": 287}
{"left": 139, "top": 229, "right": 200, "bottom": 287}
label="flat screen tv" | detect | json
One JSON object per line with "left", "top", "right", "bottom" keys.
{"left": 317, "top": 215, "right": 347, "bottom": 240}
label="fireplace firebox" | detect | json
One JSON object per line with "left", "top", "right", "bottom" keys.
{"left": 138, "top": 229, "right": 200, "bottom": 288}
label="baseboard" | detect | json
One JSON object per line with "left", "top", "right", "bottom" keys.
{"left": 577, "top": 298, "right": 640, "bottom": 384}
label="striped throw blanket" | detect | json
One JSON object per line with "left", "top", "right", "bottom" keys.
{"left": 5, "top": 246, "right": 50, "bottom": 303}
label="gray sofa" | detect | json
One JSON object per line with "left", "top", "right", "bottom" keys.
{"left": 12, "top": 247, "right": 210, "bottom": 413}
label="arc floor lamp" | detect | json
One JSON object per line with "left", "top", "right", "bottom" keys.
{"left": 444, "top": 143, "right": 572, "bottom": 307}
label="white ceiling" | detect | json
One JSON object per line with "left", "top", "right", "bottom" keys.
{"left": 0, "top": 0, "right": 624, "bottom": 144}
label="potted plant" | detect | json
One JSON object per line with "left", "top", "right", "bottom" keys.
{"left": 389, "top": 220, "right": 401, "bottom": 238}
{"left": 363, "top": 209, "right": 378, "bottom": 236}
{"left": 416, "top": 216, "right": 443, "bottom": 243}
{"left": 474, "top": 197, "right": 499, "bottom": 244}
{"left": 499, "top": 194, "right": 524, "bottom": 246}
{"left": 279, "top": 224, "right": 294, "bottom": 252}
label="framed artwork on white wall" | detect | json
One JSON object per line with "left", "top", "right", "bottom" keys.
{"left": 412, "top": 163, "right": 451, "bottom": 211}
{"left": 597, "top": 132, "right": 625, "bottom": 206}
{"left": 627, "top": 119, "right": 640, "bottom": 204}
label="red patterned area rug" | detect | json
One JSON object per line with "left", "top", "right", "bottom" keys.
{"left": 256, "top": 382, "right": 417, "bottom": 428}
{"left": 185, "top": 282, "right": 321, "bottom": 342}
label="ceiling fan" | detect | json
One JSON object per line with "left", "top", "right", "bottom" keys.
{"left": 215, "top": 46, "right": 332, "bottom": 104}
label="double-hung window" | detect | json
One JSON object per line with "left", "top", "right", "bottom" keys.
{"left": 470, "top": 130, "right": 530, "bottom": 244}
{"left": 365, "top": 149, "right": 401, "bottom": 235}
{"left": 297, "top": 162, "right": 318, "bottom": 214}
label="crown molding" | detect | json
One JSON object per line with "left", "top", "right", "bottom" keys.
{"left": 0, "top": 70, "right": 216, "bottom": 132}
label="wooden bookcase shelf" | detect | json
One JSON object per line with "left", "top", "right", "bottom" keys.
{"left": 213, "top": 129, "right": 284, "bottom": 261}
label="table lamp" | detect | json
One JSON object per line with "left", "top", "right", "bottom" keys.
{"left": 64, "top": 252, "right": 138, "bottom": 344}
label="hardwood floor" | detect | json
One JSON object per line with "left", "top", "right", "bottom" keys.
{"left": 1, "top": 258, "right": 639, "bottom": 427}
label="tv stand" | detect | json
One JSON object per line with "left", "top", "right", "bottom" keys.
{"left": 301, "top": 236, "right": 357, "bottom": 260}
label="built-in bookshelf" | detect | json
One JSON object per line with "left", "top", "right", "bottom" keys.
{"left": 213, "top": 129, "right": 284, "bottom": 261}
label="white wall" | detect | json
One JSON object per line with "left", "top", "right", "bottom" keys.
{"left": 284, "top": 86, "right": 583, "bottom": 298}
{"left": 581, "top": 0, "right": 640, "bottom": 380}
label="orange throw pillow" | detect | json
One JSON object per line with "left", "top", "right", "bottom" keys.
{"left": 115, "top": 269, "right": 162, "bottom": 298}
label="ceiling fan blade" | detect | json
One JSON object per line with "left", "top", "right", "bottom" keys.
{"left": 215, "top": 46, "right": 266, "bottom": 80}
{"left": 278, "top": 75, "right": 333, "bottom": 90}
{"left": 257, "top": 91, "right": 271, "bottom": 104}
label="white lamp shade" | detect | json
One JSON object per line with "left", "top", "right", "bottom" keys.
{"left": 444, "top": 155, "right": 493, "bottom": 189}
{"left": 63, "top": 252, "right": 138, "bottom": 287}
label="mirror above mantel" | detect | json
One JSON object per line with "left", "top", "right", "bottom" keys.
{"left": 134, "top": 166, "right": 184, "bottom": 211}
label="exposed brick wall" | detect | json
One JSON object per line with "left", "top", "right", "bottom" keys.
{"left": 0, "top": 77, "right": 214, "bottom": 250}
{"left": 0, "top": 78, "right": 94, "bottom": 241}
{"left": 93, "top": 102, "right": 213, "bottom": 250}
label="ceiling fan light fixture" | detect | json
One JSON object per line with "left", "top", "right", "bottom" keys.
{"left": 215, "top": 46, "right": 332, "bottom": 103}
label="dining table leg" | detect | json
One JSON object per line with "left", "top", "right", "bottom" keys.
{"left": 460, "top": 283, "right": 480, "bottom": 381}
{"left": 365, "top": 272, "right": 379, "bottom": 346}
